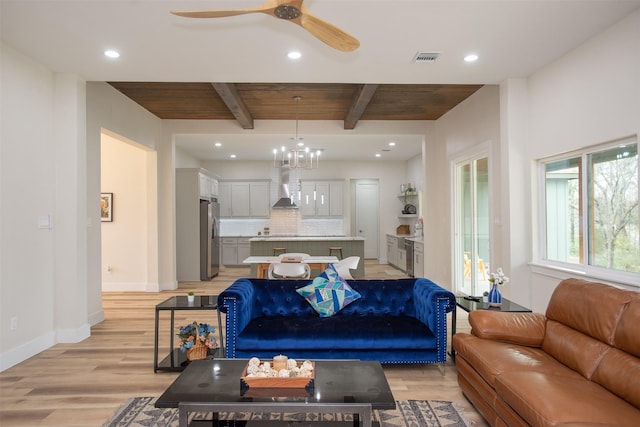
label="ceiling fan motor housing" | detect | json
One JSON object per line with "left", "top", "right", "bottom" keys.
{"left": 274, "top": 5, "right": 301, "bottom": 20}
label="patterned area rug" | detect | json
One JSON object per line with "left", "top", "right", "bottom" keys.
{"left": 103, "top": 397, "right": 470, "bottom": 427}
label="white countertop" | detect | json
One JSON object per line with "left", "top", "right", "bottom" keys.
{"left": 243, "top": 255, "right": 339, "bottom": 264}
{"left": 249, "top": 236, "right": 365, "bottom": 242}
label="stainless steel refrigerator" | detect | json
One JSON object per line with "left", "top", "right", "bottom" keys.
{"left": 200, "top": 198, "right": 220, "bottom": 280}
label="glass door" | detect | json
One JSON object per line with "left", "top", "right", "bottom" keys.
{"left": 454, "top": 156, "right": 490, "bottom": 296}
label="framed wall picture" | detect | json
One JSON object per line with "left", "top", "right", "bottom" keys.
{"left": 101, "top": 193, "right": 113, "bottom": 222}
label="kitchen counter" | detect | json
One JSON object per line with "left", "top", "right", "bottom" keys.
{"left": 405, "top": 236, "right": 423, "bottom": 243}
{"left": 249, "top": 236, "right": 364, "bottom": 242}
{"left": 249, "top": 236, "right": 365, "bottom": 277}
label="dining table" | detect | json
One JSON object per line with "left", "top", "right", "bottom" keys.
{"left": 242, "top": 255, "right": 339, "bottom": 278}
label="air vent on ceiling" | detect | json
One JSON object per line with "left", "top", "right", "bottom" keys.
{"left": 412, "top": 51, "right": 440, "bottom": 63}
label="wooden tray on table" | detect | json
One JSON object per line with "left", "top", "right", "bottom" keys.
{"left": 240, "top": 361, "right": 315, "bottom": 398}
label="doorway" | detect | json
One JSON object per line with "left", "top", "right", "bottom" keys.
{"left": 454, "top": 154, "right": 490, "bottom": 295}
{"left": 100, "top": 130, "right": 159, "bottom": 291}
{"left": 353, "top": 180, "right": 379, "bottom": 259}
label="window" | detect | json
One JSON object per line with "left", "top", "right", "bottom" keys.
{"left": 542, "top": 138, "right": 639, "bottom": 281}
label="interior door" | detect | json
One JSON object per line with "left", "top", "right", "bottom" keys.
{"left": 454, "top": 155, "right": 490, "bottom": 295}
{"left": 354, "top": 180, "right": 379, "bottom": 259}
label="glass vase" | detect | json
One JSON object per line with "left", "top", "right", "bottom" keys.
{"left": 488, "top": 283, "right": 502, "bottom": 307}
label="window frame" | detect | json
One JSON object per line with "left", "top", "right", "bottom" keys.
{"left": 537, "top": 136, "right": 639, "bottom": 288}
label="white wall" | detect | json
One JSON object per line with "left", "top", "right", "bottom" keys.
{"left": 101, "top": 134, "right": 153, "bottom": 291}
{"left": 423, "top": 86, "right": 501, "bottom": 292}
{"left": 86, "top": 82, "right": 165, "bottom": 293}
{"left": 1, "top": 42, "right": 57, "bottom": 370}
{"left": 1, "top": 43, "right": 89, "bottom": 370}
{"left": 524, "top": 9, "right": 640, "bottom": 309}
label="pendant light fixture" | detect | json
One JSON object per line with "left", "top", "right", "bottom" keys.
{"left": 273, "top": 96, "right": 322, "bottom": 169}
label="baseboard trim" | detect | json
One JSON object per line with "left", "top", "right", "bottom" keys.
{"left": 102, "top": 282, "right": 149, "bottom": 292}
{"left": 0, "top": 331, "right": 56, "bottom": 372}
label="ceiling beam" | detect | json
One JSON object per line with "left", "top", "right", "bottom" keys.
{"left": 211, "top": 83, "right": 254, "bottom": 129}
{"left": 344, "top": 84, "right": 379, "bottom": 129}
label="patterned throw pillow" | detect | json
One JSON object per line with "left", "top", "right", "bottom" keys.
{"left": 296, "top": 264, "right": 361, "bottom": 317}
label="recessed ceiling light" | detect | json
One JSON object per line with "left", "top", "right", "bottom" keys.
{"left": 375, "top": 153, "right": 382, "bottom": 158}
{"left": 214, "top": 142, "right": 222, "bottom": 147}
{"left": 287, "top": 51, "right": 302, "bottom": 59}
{"left": 388, "top": 141, "right": 396, "bottom": 147}
{"left": 464, "top": 54, "right": 478, "bottom": 62}
{"left": 104, "top": 49, "right": 120, "bottom": 59}
{"left": 229, "top": 154, "right": 236, "bottom": 159}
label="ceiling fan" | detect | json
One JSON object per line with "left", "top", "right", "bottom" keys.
{"left": 171, "top": 0, "right": 360, "bottom": 52}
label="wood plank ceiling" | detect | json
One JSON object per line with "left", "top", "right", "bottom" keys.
{"left": 107, "top": 82, "right": 483, "bottom": 130}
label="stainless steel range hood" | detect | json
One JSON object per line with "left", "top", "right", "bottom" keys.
{"left": 272, "top": 167, "right": 298, "bottom": 209}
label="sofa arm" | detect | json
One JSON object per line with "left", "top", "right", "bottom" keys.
{"left": 218, "top": 278, "right": 257, "bottom": 358}
{"left": 469, "top": 311, "right": 546, "bottom": 347}
{"left": 413, "top": 279, "right": 456, "bottom": 363}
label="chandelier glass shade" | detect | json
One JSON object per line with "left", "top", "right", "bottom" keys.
{"left": 273, "top": 96, "right": 322, "bottom": 169}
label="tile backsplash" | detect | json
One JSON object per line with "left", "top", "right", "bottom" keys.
{"left": 221, "top": 211, "right": 344, "bottom": 237}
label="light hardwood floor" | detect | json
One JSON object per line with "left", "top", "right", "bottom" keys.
{"left": 0, "top": 261, "right": 487, "bottom": 426}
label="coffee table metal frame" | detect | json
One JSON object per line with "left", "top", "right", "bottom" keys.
{"left": 153, "top": 295, "right": 224, "bottom": 372}
{"left": 156, "top": 359, "right": 394, "bottom": 427}
{"left": 450, "top": 296, "right": 531, "bottom": 361}
{"left": 178, "top": 402, "right": 372, "bottom": 427}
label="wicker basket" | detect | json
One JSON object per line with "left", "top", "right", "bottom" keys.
{"left": 185, "top": 322, "right": 208, "bottom": 361}
{"left": 186, "top": 342, "right": 208, "bottom": 361}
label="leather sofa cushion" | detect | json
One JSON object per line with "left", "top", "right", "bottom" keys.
{"left": 496, "top": 371, "right": 640, "bottom": 427}
{"left": 545, "top": 278, "right": 632, "bottom": 346}
{"left": 452, "top": 334, "right": 582, "bottom": 388}
{"left": 469, "top": 311, "right": 546, "bottom": 347}
{"left": 236, "top": 315, "right": 436, "bottom": 351}
{"left": 542, "top": 320, "right": 611, "bottom": 379}
{"left": 592, "top": 347, "right": 640, "bottom": 409}
{"left": 615, "top": 295, "right": 640, "bottom": 357}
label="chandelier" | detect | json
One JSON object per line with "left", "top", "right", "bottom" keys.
{"left": 273, "top": 96, "right": 322, "bottom": 169}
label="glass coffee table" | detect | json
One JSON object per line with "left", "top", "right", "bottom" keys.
{"left": 155, "top": 359, "right": 396, "bottom": 427}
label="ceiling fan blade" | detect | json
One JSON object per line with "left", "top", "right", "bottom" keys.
{"left": 171, "top": 0, "right": 281, "bottom": 19}
{"left": 171, "top": 9, "right": 261, "bottom": 19}
{"left": 171, "top": 0, "right": 360, "bottom": 52}
{"left": 299, "top": 12, "right": 360, "bottom": 52}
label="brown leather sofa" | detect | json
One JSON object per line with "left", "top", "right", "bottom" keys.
{"left": 452, "top": 278, "right": 640, "bottom": 426}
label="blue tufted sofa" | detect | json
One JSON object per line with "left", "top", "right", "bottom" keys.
{"left": 217, "top": 277, "right": 456, "bottom": 365}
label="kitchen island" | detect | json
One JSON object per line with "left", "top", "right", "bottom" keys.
{"left": 249, "top": 236, "right": 365, "bottom": 277}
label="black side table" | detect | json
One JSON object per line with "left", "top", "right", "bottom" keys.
{"left": 450, "top": 296, "right": 531, "bottom": 361}
{"left": 154, "top": 295, "right": 224, "bottom": 372}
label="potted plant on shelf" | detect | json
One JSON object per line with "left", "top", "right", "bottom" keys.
{"left": 177, "top": 321, "right": 217, "bottom": 361}
{"left": 187, "top": 291, "right": 195, "bottom": 303}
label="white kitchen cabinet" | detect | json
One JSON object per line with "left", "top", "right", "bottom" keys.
{"left": 329, "top": 181, "right": 344, "bottom": 216}
{"left": 386, "top": 234, "right": 407, "bottom": 272}
{"left": 386, "top": 235, "right": 398, "bottom": 266}
{"left": 414, "top": 241, "right": 424, "bottom": 278}
{"left": 248, "top": 181, "right": 270, "bottom": 217}
{"left": 237, "top": 238, "right": 251, "bottom": 263}
{"left": 219, "top": 180, "right": 270, "bottom": 218}
{"left": 231, "top": 182, "right": 251, "bottom": 216}
{"left": 300, "top": 180, "right": 344, "bottom": 217}
{"left": 218, "top": 182, "right": 232, "bottom": 217}
{"left": 397, "top": 248, "right": 407, "bottom": 272}
{"left": 222, "top": 237, "right": 251, "bottom": 266}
